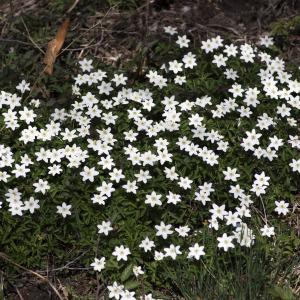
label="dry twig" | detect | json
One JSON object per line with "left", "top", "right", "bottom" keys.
{"left": 36, "top": 250, "right": 90, "bottom": 274}
{"left": 20, "top": 16, "right": 45, "bottom": 54}
{"left": 66, "top": 0, "right": 80, "bottom": 14}
{"left": 60, "top": 5, "right": 116, "bottom": 55}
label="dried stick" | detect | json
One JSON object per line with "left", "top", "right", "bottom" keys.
{"left": 20, "top": 17, "right": 45, "bottom": 54}
{"left": 15, "top": 286, "right": 25, "bottom": 300}
{"left": 66, "top": 0, "right": 80, "bottom": 14}
{"left": 36, "top": 250, "right": 90, "bottom": 274}
{"left": 59, "top": 5, "right": 115, "bottom": 55}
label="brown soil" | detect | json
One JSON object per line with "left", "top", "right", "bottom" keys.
{"left": 1, "top": 0, "right": 300, "bottom": 66}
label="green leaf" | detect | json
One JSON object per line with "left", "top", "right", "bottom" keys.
{"left": 121, "top": 263, "right": 133, "bottom": 282}
{"left": 269, "top": 285, "right": 295, "bottom": 300}
{"left": 124, "top": 280, "right": 139, "bottom": 290}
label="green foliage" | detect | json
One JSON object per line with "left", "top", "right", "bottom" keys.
{"left": 269, "top": 286, "right": 296, "bottom": 300}
{"left": 1, "top": 24, "right": 300, "bottom": 300}
{"left": 271, "top": 15, "right": 300, "bottom": 37}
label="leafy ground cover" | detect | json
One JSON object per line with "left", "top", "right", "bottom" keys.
{"left": 1, "top": 1, "right": 300, "bottom": 299}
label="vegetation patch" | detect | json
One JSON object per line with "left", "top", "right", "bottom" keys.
{"left": 1, "top": 25, "right": 300, "bottom": 299}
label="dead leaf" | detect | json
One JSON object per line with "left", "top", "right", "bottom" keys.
{"left": 43, "top": 19, "right": 70, "bottom": 75}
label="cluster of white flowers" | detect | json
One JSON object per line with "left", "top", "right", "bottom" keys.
{"left": 0, "top": 25, "right": 299, "bottom": 298}
{"left": 106, "top": 281, "right": 156, "bottom": 300}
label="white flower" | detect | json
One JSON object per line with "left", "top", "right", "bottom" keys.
{"left": 135, "top": 169, "right": 151, "bottom": 183}
{"left": 166, "top": 191, "right": 181, "bottom": 205}
{"left": 120, "top": 290, "right": 135, "bottom": 300}
{"left": 259, "top": 35, "right": 274, "bottom": 47}
{"left": 90, "top": 257, "right": 106, "bottom": 272}
{"left": 274, "top": 200, "right": 289, "bottom": 216}
{"left": 154, "top": 251, "right": 164, "bottom": 261}
{"left": 223, "top": 167, "right": 240, "bottom": 182}
{"left": 48, "top": 164, "right": 62, "bottom": 176}
{"left": 80, "top": 166, "right": 99, "bottom": 182}
{"left": 98, "top": 155, "right": 115, "bottom": 170}
{"left": 224, "top": 44, "right": 238, "bottom": 56}
{"left": 133, "top": 265, "right": 144, "bottom": 277}
{"left": 155, "top": 221, "right": 173, "bottom": 239}
{"left": 208, "top": 218, "right": 219, "bottom": 230}
{"left": 19, "top": 107, "right": 36, "bottom": 124}
{"left": 145, "top": 191, "right": 162, "bottom": 207}
{"left": 175, "top": 225, "right": 190, "bottom": 237}
{"left": 79, "top": 58, "right": 93, "bottom": 72}
{"left": 33, "top": 179, "right": 50, "bottom": 194}
{"left": 16, "top": 80, "right": 30, "bottom": 93}
{"left": 141, "top": 294, "right": 156, "bottom": 300}
{"left": 109, "top": 168, "right": 125, "bottom": 183}
{"left": 188, "top": 243, "right": 205, "bottom": 260}
{"left": 225, "top": 211, "right": 241, "bottom": 227}
{"left": 260, "top": 225, "right": 275, "bottom": 237}
{"left": 164, "top": 244, "right": 182, "bottom": 260}
{"left": 174, "top": 75, "right": 186, "bottom": 85}
{"left": 164, "top": 26, "right": 177, "bottom": 35}
{"left": 56, "top": 202, "right": 72, "bottom": 218}
{"left": 97, "top": 181, "right": 115, "bottom": 197}
{"left": 97, "top": 220, "right": 113, "bottom": 235}
{"left": 229, "top": 184, "right": 244, "bottom": 199}
{"left": 290, "top": 159, "right": 300, "bottom": 173}
{"left": 122, "top": 180, "right": 138, "bottom": 194}
{"left": 108, "top": 282, "right": 124, "bottom": 300}
{"left": 164, "top": 166, "right": 178, "bottom": 181}
{"left": 178, "top": 176, "right": 193, "bottom": 190}
{"left": 254, "top": 171, "right": 270, "bottom": 187}
{"left": 176, "top": 35, "right": 190, "bottom": 48}
{"left": 24, "top": 197, "right": 39, "bottom": 213}
{"left": 212, "top": 54, "right": 228, "bottom": 67}
{"left": 229, "top": 83, "right": 244, "bottom": 98}
{"left": 8, "top": 201, "right": 24, "bottom": 216}
{"left": 112, "top": 245, "right": 131, "bottom": 261}
{"left": 0, "top": 171, "right": 10, "bottom": 183}
{"left": 234, "top": 223, "right": 255, "bottom": 247}
{"left": 251, "top": 184, "right": 267, "bottom": 196}
{"left": 12, "top": 164, "right": 30, "bottom": 178}
{"left": 112, "top": 74, "right": 127, "bottom": 86}
{"left": 91, "top": 193, "right": 107, "bottom": 205}
{"left": 217, "top": 233, "right": 235, "bottom": 251}
{"left": 157, "top": 149, "right": 173, "bottom": 164}
{"left": 169, "top": 60, "right": 183, "bottom": 74}
{"left": 182, "top": 52, "right": 197, "bottom": 69}
{"left": 139, "top": 237, "right": 155, "bottom": 252}
{"left": 209, "top": 204, "right": 227, "bottom": 220}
